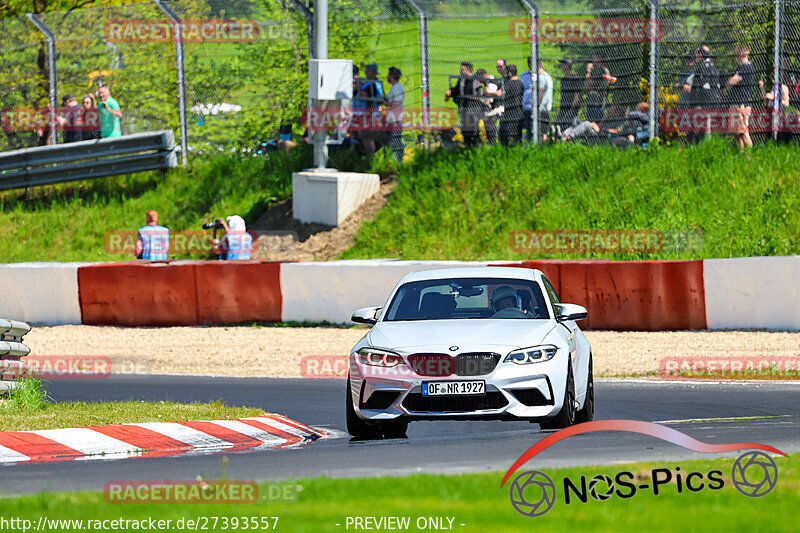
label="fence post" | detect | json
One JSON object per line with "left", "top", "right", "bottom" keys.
{"left": 155, "top": 0, "right": 188, "bottom": 167}
{"left": 647, "top": 0, "right": 659, "bottom": 141}
{"left": 519, "top": 0, "right": 539, "bottom": 144}
{"left": 26, "top": 13, "right": 58, "bottom": 145}
{"left": 773, "top": 0, "right": 783, "bottom": 142}
{"left": 406, "top": 0, "right": 430, "bottom": 140}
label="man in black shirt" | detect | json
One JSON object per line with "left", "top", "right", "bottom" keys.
{"left": 555, "top": 58, "right": 580, "bottom": 137}
{"left": 499, "top": 64, "right": 524, "bottom": 145}
{"left": 446, "top": 61, "right": 482, "bottom": 147}
{"left": 58, "top": 94, "right": 83, "bottom": 143}
{"left": 726, "top": 45, "right": 754, "bottom": 150}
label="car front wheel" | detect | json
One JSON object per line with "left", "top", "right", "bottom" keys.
{"left": 539, "top": 358, "right": 576, "bottom": 430}
{"left": 345, "top": 377, "right": 408, "bottom": 439}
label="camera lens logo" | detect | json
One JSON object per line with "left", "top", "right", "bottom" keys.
{"left": 732, "top": 451, "right": 778, "bottom": 497}
{"left": 588, "top": 474, "right": 614, "bottom": 501}
{"left": 508, "top": 470, "right": 556, "bottom": 517}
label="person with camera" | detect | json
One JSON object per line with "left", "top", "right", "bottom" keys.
{"left": 135, "top": 210, "right": 169, "bottom": 260}
{"left": 209, "top": 215, "right": 252, "bottom": 260}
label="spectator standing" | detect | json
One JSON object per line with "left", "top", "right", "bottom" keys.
{"left": 358, "top": 63, "right": 383, "bottom": 156}
{"left": 673, "top": 51, "right": 695, "bottom": 109}
{"left": 477, "top": 68, "right": 500, "bottom": 144}
{"left": 499, "top": 64, "right": 524, "bottom": 145}
{"left": 97, "top": 85, "right": 122, "bottom": 138}
{"left": 384, "top": 66, "right": 405, "bottom": 161}
{"left": 58, "top": 94, "right": 83, "bottom": 143}
{"left": 445, "top": 61, "right": 482, "bottom": 147}
{"left": 687, "top": 46, "right": 721, "bottom": 142}
{"left": 584, "top": 53, "right": 611, "bottom": 123}
{"left": 725, "top": 45, "right": 754, "bottom": 150}
{"left": 535, "top": 59, "right": 554, "bottom": 142}
{"left": 496, "top": 59, "right": 508, "bottom": 80}
{"left": 554, "top": 58, "right": 580, "bottom": 137}
{"left": 81, "top": 94, "right": 101, "bottom": 140}
{"left": 135, "top": 210, "right": 169, "bottom": 260}
{"left": 212, "top": 215, "right": 252, "bottom": 260}
{"left": 519, "top": 57, "right": 534, "bottom": 142}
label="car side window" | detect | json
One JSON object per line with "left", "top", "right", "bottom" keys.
{"left": 542, "top": 277, "right": 561, "bottom": 306}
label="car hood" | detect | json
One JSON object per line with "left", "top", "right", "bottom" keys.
{"left": 366, "top": 319, "right": 557, "bottom": 353}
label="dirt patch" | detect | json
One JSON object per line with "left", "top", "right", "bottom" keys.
{"left": 249, "top": 181, "right": 395, "bottom": 262}
{"left": 22, "top": 326, "right": 800, "bottom": 379}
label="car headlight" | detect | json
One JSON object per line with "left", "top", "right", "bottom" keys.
{"left": 357, "top": 347, "right": 404, "bottom": 368}
{"left": 504, "top": 345, "right": 558, "bottom": 364}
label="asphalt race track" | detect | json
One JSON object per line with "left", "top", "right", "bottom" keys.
{"left": 3, "top": 375, "right": 799, "bottom": 495}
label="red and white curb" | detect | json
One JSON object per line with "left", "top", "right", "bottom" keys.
{"left": 0, "top": 414, "right": 330, "bottom": 465}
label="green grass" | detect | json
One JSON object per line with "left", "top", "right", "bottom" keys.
{"left": 0, "top": 145, "right": 374, "bottom": 263}
{"left": 2, "top": 454, "right": 796, "bottom": 532}
{"left": 341, "top": 140, "right": 800, "bottom": 261}
{"left": 0, "top": 398, "right": 263, "bottom": 431}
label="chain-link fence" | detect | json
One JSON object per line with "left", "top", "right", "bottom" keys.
{"left": 1, "top": 0, "right": 797, "bottom": 159}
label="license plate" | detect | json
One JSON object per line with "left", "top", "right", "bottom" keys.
{"left": 422, "top": 381, "right": 485, "bottom": 396}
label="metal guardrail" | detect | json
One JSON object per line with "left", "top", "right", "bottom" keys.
{"left": 0, "top": 318, "right": 32, "bottom": 394}
{"left": 0, "top": 131, "right": 178, "bottom": 192}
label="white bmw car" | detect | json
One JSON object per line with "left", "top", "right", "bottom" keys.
{"left": 346, "top": 266, "right": 593, "bottom": 439}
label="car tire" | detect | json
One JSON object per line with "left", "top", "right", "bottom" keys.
{"left": 575, "top": 354, "right": 594, "bottom": 424}
{"left": 539, "top": 358, "right": 576, "bottom": 430}
{"left": 345, "top": 377, "right": 408, "bottom": 439}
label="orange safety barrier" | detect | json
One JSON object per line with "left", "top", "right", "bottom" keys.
{"left": 492, "top": 260, "right": 706, "bottom": 330}
{"left": 78, "top": 261, "right": 282, "bottom": 326}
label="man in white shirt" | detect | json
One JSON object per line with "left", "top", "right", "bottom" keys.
{"left": 385, "top": 66, "right": 405, "bottom": 161}
{"left": 533, "top": 59, "right": 554, "bottom": 142}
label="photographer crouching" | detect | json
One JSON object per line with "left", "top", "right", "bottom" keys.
{"left": 204, "top": 215, "right": 253, "bottom": 260}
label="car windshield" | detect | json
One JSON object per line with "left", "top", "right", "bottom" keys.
{"left": 383, "top": 277, "right": 550, "bottom": 321}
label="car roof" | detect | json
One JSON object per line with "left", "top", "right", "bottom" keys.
{"left": 401, "top": 266, "right": 540, "bottom": 283}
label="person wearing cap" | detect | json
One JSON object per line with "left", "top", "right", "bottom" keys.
{"left": 555, "top": 58, "right": 581, "bottom": 138}
{"left": 135, "top": 210, "right": 169, "bottom": 260}
{"left": 212, "top": 215, "right": 252, "bottom": 260}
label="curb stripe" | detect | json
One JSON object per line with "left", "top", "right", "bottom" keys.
{"left": 132, "top": 422, "right": 235, "bottom": 449}
{"left": 32, "top": 428, "right": 140, "bottom": 456}
{"left": 0, "top": 432, "right": 83, "bottom": 461}
{"left": 0, "top": 415, "right": 329, "bottom": 465}
{"left": 177, "top": 421, "right": 267, "bottom": 448}
{"left": 236, "top": 419, "right": 303, "bottom": 447}
{"left": 267, "top": 414, "right": 327, "bottom": 437}
{"left": 88, "top": 424, "right": 190, "bottom": 450}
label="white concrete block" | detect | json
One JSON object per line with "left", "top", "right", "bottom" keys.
{"left": 292, "top": 170, "right": 380, "bottom": 226}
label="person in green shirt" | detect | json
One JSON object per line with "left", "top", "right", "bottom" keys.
{"left": 97, "top": 85, "right": 122, "bottom": 138}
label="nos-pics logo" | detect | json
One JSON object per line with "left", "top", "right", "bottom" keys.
{"left": 502, "top": 420, "right": 783, "bottom": 517}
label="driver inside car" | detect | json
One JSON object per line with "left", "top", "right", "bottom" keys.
{"left": 491, "top": 285, "right": 528, "bottom": 317}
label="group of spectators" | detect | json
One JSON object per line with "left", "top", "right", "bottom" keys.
{"left": 673, "top": 45, "right": 800, "bottom": 148}
{"left": 135, "top": 210, "right": 252, "bottom": 261}
{"left": 445, "top": 53, "right": 648, "bottom": 148}
{"left": 39, "top": 85, "right": 122, "bottom": 145}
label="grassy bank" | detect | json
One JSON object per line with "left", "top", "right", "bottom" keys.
{"left": 342, "top": 141, "right": 800, "bottom": 261}
{"left": 3, "top": 454, "right": 796, "bottom": 532}
{"left": 0, "top": 146, "right": 371, "bottom": 263}
{"left": 1, "top": 378, "right": 263, "bottom": 431}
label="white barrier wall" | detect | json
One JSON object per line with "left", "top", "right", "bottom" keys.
{"left": 280, "top": 260, "right": 492, "bottom": 323}
{"left": 0, "top": 263, "right": 85, "bottom": 325}
{"left": 703, "top": 256, "right": 800, "bottom": 330}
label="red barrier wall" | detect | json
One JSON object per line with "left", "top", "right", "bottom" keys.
{"left": 494, "top": 260, "right": 706, "bottom": 330}
{"left": 78, "top": 261, "right": 282, "bottom": 326}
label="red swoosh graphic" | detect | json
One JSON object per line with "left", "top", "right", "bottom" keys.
{"left": 501, "top": 419, "right": 785, "bottom": 486}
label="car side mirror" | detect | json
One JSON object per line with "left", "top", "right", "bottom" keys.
{"left": 555, "top": 303, "right": 588, "bottom": 322}
{"left": 351, "top": 306, "right": 381, "bottom": 325}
